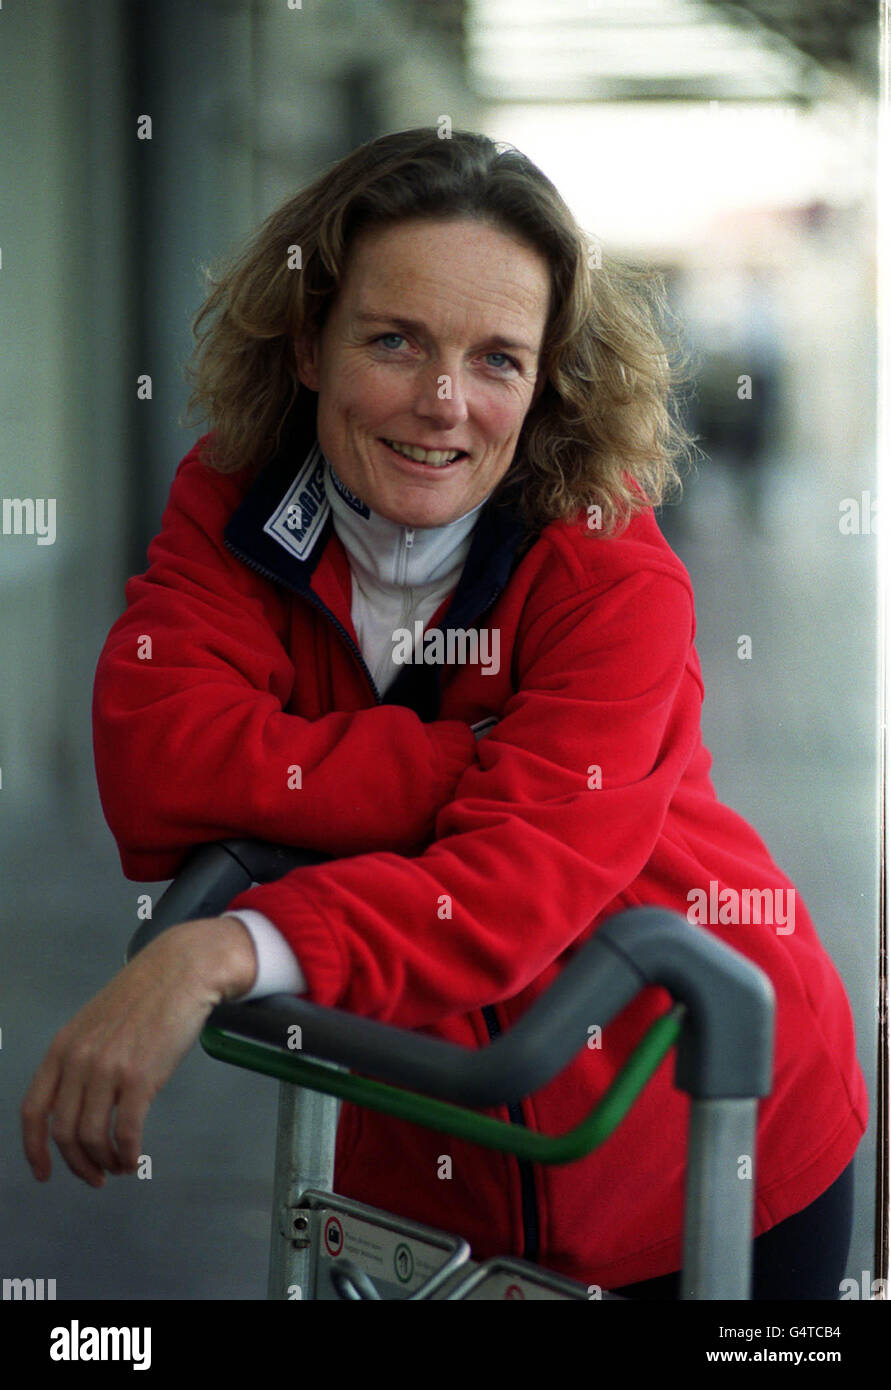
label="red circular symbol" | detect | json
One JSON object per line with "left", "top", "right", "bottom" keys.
{"left": 324, "top": 1215, "right": 344, "bottom": 1257}
{"left": 504, "top": 1283, "right": 525, "bottom": 1299}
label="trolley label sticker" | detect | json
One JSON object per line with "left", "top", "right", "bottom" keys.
{"left": 393, "top": 1243, "right": 414, "bottom": 1284}
{"left": 316, "top": 1209, "right": 451, "bottom": 1294}
{"left": 466, "top": 1271, "right": 579, "bottom": 1301}
{"left": 323, "top": 1215, "right": 344, "bottom": 1258}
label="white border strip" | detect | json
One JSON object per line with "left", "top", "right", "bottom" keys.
{"left": 878, "top": 0, "right": 890, "bottom": 1294}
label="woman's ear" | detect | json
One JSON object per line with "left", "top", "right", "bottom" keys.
{"left": 294, "top": 330, "right": 320, "bottom": 392}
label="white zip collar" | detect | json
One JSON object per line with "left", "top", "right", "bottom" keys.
{"left": 323, "top": 458, "right": 486, "bottom": 591}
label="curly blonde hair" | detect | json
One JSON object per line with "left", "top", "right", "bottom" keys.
{"left": 183, "top": 127, "right": 698, "bottom": 536}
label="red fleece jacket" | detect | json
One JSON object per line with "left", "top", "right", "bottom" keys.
{"left": 92, "top": 433, "right": 868, "bottom": 1289}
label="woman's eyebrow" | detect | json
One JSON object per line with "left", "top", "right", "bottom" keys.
{"left": 353, "top": 309, "right": 537, "bottom": 356}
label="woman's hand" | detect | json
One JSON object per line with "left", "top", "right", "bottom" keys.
{"left": 21, "top": 916, "right": 258, "bottom": 1188}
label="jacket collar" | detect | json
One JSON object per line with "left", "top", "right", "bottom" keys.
{"left": 223, "top": 392, "right": 535, "bottom": 640}
{"left": 323, "top": 458, "right": 486, "bottom": 593}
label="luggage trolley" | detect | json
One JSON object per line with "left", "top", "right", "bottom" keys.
{"left": 126, "top": 838, "right": 775, "bottom": 1300}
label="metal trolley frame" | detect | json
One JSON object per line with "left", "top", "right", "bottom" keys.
{"left": 126, "top": 838, "right": 775, "bottom": 1301}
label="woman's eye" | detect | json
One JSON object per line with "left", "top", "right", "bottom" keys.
{"left": 485, "top": 352, "right": 518, "bottom": 371}
{"left": 373, "top": 336, "right": 518, "bottom": 372}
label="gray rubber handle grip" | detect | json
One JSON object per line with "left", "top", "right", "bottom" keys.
{"left": 126, "top": 838, "right": 775, "bottom": 1105}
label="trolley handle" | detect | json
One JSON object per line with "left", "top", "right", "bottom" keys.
{"left": 126, "top": 838, "right": 774, "bottom": 1107}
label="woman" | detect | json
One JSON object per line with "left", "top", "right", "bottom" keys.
{"left": 21, "top": 128, "right": 866, "bottom": 1299}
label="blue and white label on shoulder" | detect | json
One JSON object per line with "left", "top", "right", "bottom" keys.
{"left": 263, "top": 442, "right": 330, "bottom": 561}
{"left": 329, "top": 464, "right": 371, "bottom": 519}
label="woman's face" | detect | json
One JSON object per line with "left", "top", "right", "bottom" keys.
{"left": 295, "top": 216, "right": 551, "bottom": 529}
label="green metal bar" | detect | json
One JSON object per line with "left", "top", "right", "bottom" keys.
{"left": 200, "top": 1004, "right": 684, "bottom": 1166}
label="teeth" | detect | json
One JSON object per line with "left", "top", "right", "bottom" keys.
{"left": 385, "top": 439, "right": 462, "bottom": 466}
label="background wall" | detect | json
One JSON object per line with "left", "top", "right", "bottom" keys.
{"left": 0, "top": 0, "right": 881, "bottom": 1299}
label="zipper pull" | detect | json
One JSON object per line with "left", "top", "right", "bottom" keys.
{"left": 405, "top": 528, "right": 414, "bottom": 548}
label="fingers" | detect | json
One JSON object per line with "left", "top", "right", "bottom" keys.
{"left": 49, "top": 1055, "right": 108, "bottom": 1188}
{"left": 113, "top": 1090, "right": 153, "bottom": 1174}
{"left": 21, "top": 1050, "right": 62, "bottom": 1181}
{"left": 22, "top": 1049, "right": 107, "bottom": 1187}
{"left": 21, "top": 937, "right": 215, "bottom": 1190}
{"left": 77, "top": 1068, "right": 132, "bottom": 1176}
{"left": 23, "top": 1037, "right": 143, "bottom": 1187}
{"left": 79, "top": 1061, "right": 151, "bottom": 1176}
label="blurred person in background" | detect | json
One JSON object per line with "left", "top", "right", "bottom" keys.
{"left": 22, "top": 128, "right": 865, "bottom": 1300}
{"left": 667, "top": 263, "right": 784, "bottom": 537}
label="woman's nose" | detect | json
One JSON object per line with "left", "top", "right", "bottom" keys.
{"left": 411, "top": 364, "right": 469, "bottom": 426}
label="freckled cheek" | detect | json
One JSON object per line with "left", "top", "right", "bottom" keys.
{"left": 319, "top": 376, "right": 394, "bottom": 444}
{"left": 343, "top": 369, "right": 406, "bottom": 431}
{"left": 480, "top": 398, "right": 530, "bottom": 451}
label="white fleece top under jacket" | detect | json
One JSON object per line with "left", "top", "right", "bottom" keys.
{"left": 227, "top": 456, "right": 488, "bottom": 1000}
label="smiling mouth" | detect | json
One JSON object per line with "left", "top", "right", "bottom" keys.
{"left": 380, "top": 438, "right": 468, "bottom": 467}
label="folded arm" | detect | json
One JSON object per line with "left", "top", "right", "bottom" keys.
{"left": 223, "top": 565, "right": 702, "bottom": 1027}
{"left": 92, "top": 447, "right": 478, "bottom": 882}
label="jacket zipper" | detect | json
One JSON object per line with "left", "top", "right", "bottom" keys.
{"left": 398, "top": 528, "right": 416, "bottom": 664}
{"left": 398, "top": 526, "right": 414, "bottom": 584}
{"left": 225, "top": 532, "right": 540, "bottom": 1263}
{"left": 222, "top": 536, "right": 383, "bottom": 704}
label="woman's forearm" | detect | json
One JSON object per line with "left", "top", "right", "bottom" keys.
{"left": 166, "top": 916, "right": 260, "bottom": 1002}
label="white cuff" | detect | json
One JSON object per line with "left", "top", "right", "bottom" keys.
{"left": 224, "top": 909, "right": 308, "bottom": 1000}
